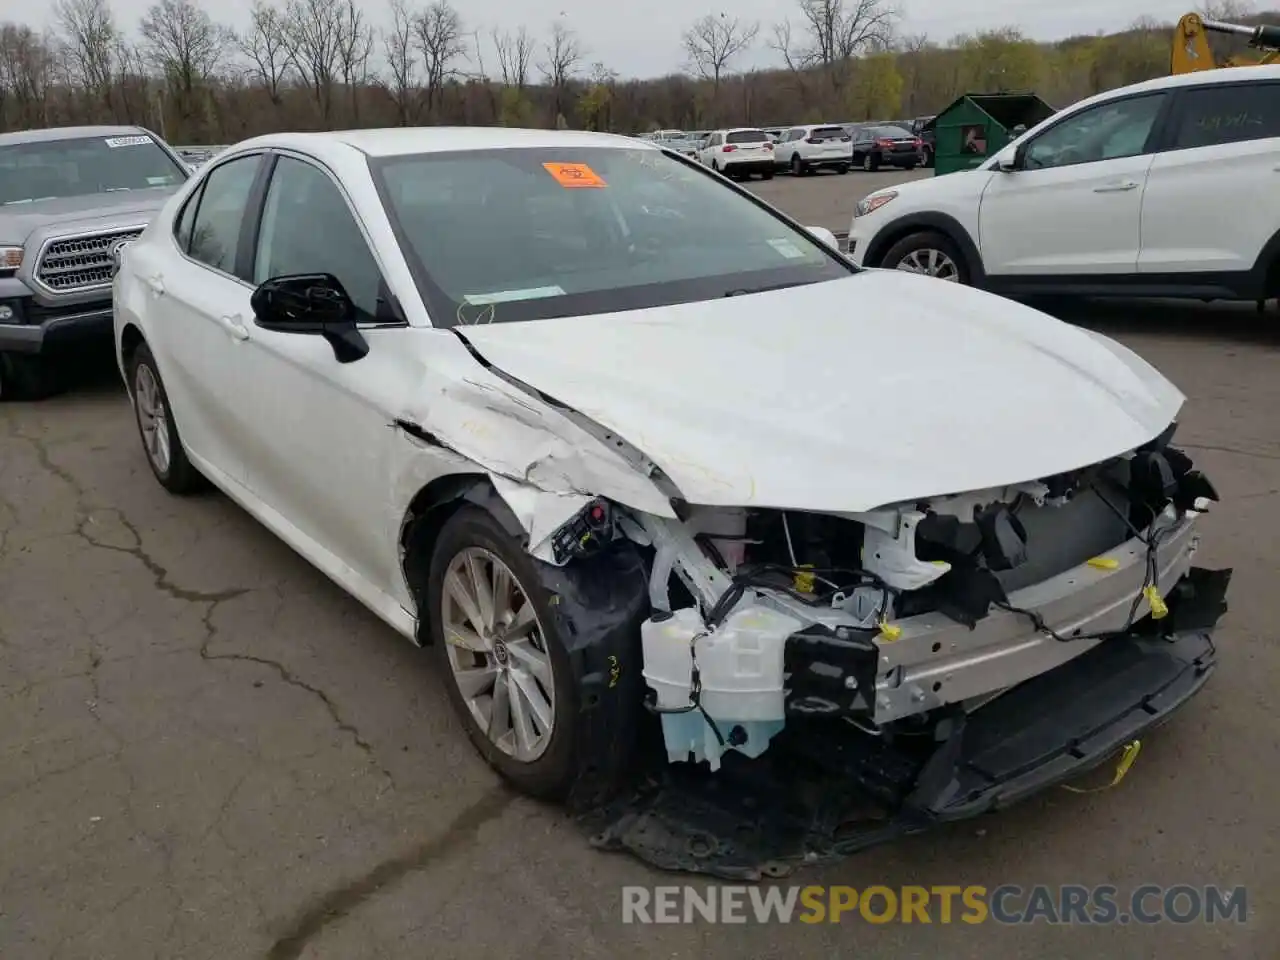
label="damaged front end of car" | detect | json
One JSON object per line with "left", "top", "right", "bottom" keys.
{"left": 398, "top": 331, "right": 1231, "bottom": 878}
{"left": 512, "top": 431, "right": 1228, "bottom": 876}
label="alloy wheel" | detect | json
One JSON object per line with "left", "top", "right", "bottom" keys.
{"left": 134, "top": 362, "right": 172, "bottom": 473}
{"left": 896, "top": 248, "right": 961, "bottom": 282}
{"left": 441, "top": 546, "right": 556, "bottom": 762}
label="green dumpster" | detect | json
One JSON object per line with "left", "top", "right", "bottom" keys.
{"left": 930, "top": 92, "right": 1055, "bottom": 176}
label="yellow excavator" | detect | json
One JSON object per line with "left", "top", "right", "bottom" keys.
{"left": 1171, "top": 12, "right": 1280, "bottom": 73}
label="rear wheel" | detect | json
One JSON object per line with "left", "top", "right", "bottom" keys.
{"left": 836, "top": 163, "right": 850, "bottom": 174}
{"left": 880, "top": 230, "right": 969, "bottom": 284}
{"left": 923, "top": 146, "right": 934, "bottom": 168}
{"left": 0, "top": 353, "right": 64, "bottom": 401}
{"left": 790, "top": 155, "right": 804, "bottom": 176}
{"left": 761, "top": 168, "right": 774, "bottom": 180}
{"left": 427, "top": 506, "right": 580, "bottom": 800}
{"left": 864, "top": 152, "right": 880, "bottom": 172}
{"left": 128, "top": 342, "right": 203, "bottom": 494}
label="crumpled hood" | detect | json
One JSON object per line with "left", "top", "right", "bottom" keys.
{"left": 456, "top": 271, "right": 1184, "bottom": 512}
{"left": 0, "top": 188, "right": 175, "bottom": 244}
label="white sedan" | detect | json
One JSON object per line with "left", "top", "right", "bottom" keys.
{"left": 113, "top": 127, "right": 1228, "bottom": 820}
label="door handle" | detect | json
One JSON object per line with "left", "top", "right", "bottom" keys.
{"left": 1093, "top": 180, "right": 1140, "bottom": 193}
{"left": 219, "top": 315, "right": 250, "bottom": 341}
{"left": 144, "top": 274, "right": 165, "bottom": 295}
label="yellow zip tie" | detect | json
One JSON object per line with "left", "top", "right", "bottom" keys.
{"left": 1144, "top": 585, "right": 1169, "bottom": 619}
{"left": 878, "top": 620, "right": 902, "bottom": 642}
{"left": 1087, "top": 556, "right": 1120, "bottom": 570}
{"left": 1062, "top": 740, "right": 1143, "bottom": 794}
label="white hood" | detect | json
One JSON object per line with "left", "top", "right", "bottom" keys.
{"left": 457, "top": 271, "right": 1184, "bottom": 513}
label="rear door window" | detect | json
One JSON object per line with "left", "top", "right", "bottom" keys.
{"left": 1170, "top": 82, "right": 1280, "bottom": 150}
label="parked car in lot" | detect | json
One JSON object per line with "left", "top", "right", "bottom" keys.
{"left": 848, "top": 65, "right": 1280, "bottom": 305}
{"left": 695, "top": 128, "right": 775, "bottom": 179}
{"left": 911, "top": 115, "right": 937, "bottom": 167}
{"left": 0, "top": 125, "right": 190, "bottom": 399}
{"left": 113, "top": 126, "right": 1228, "bottom": 838}
{"left": 851, "top": 124, "right": 923, "bottom": 171}
{"left": 772, "top": 124, "right": 853, "bottom": 175}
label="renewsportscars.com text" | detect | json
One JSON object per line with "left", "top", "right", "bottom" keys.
{"left": 621, "top": 884, "right": 1248, "bottom": 925}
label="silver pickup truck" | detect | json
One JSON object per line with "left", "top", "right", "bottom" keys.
{"left": 0, "top": 125, "right": 191, "bottom": 400}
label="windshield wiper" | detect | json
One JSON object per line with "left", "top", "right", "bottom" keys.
{"left": 722, "top": 280, "right": 812, "bottom": 297}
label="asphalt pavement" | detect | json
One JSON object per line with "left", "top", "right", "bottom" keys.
{"left": 0, "top": 168, "right": 1276, "bottom": 959}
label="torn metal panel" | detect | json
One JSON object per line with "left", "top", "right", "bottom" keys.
{"left": 390, "top": 343, "right": 676, "bottom": 520}
{"left": 487, "top": 475, "right": 592, "bottom": 562}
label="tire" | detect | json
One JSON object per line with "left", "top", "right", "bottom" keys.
{"left": 923, "top": 146, "right": 934, "bottom": 168}
{"left": 790, "top": 155, "right": 804, "bottom": 176}
{"left": 427, "top": 505, "right": 581, "bottom": 800}
{"left": 905, "top": 162, "right": 918, "bottom": 171}
{"left": 127, "top": 341, "right": 203, "bottom": 494}
{"left": 867, "top": 152, "right": 881, "bottom": 172}
{"left": 761, "top": 169, "right": 774, "bottom": 180}
{"left": 836, "top": 163, "right": 850, "bottom": 175}
{"left": 879, "top": 230, "right": 971, "bottom": 285}
{"left": 711, "top": 160, "right": 720, "bottom": 173}
{"left": 0, "top": 352, "right": 64, "bottom": 401}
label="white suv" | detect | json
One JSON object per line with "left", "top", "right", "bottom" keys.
{"left": 848, "top": 65, "right": 1280, "bottom": 303}
{"left": 696, "top": 128, "right": 775, "bottom": 180}
{"left": 773, "top": 124, "right": 854, "bottom": 176}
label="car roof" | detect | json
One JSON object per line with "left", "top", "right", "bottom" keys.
{"left": 1113, "top": 62, "right": 1280, "bottom": 95}
{"left": 0, "top": 125, "right": 152, "bottom": 146}
{"left": 230, "top": 127, "right": 659, "bottom": 159}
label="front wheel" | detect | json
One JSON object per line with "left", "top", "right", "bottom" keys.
{"left": 879, "top": 230, "right": 969, "bottom": 284}
{"left": 128, "top": 342, "right": 203, "bottom": 494}
{"left": 790, "top": 155, "right": 804, "bottom": 176}
{"left": 427, "top": 506, "right": 581, "bottom": 800}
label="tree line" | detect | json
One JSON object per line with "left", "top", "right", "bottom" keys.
{"left": 0, "top": 0, "right": 1276, "bottom": 143}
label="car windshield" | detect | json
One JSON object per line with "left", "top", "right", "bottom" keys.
{"left": 371, "top": 146, "right": 852, "bottom": 325}
{"left": 0, "top": 134, "right": 187, "bottom": 205}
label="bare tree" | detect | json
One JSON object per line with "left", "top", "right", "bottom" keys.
{"left": 283, "top": 0, "right": 343, "bottom": 122}
{"left": 492, "top": 25, "right": 534, "bottom": 90}
{"left": 540, "top": 19, "right": 582, "bottom": 121}
{"left": 54, "top": 0, "right": 118, "bottom": 111}
{"left": 140, "top": 0, "right": 229, "bottom": 101}
{"left": 414, "top": 0, "right": 467, "bottom": 119}
{"left": 0, "top": 25, "right": 54, "bottom": 127}
{"left": 1199, "top": 0, "right": 1256, "bottom": 20}
{"left": 381, "top": 0, "right": 419, "bottom": 123}
{"left": 682, "top": 13, "right": 759, "bottom": 94}
{"left": 783, "top": 0, "right": 898, "bottom": 89}
{"left": 237, "top": 0, "right": 294, "bottom": 106}
{"left": 334, "top": 0, "right": 374, "bottom": 122}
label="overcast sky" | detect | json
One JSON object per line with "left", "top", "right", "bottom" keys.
{"left": 7, "top": 0, "right": 1221, "bottom": 79}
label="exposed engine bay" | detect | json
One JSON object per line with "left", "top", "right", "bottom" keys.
{"left": 534, "top": 427, "right": 1231, "bottom": 876}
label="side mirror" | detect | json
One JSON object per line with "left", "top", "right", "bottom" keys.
{"left": 806, "top": 225, "right": 842, "bottom": 252}
{"left": 995, "top": 145, "right": 1021, "bottom": 172}
{"left": 249, "top": 273, "right": 369, "bottom": 364}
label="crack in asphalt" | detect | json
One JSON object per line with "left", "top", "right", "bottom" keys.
{"left": 264, "top": 786, "right": 515, "bottom": 960}
{"left": 1179, "top": 441, "right": 1280, "bottom": 463}
{"left": 9, "top": 425, "right": 395, "bottom": 789}
{"left": 198, "top": 599, "right": 395, "bottom": 788}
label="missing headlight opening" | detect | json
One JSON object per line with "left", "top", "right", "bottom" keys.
{"left": 535, "top": 430, "right": 1231, "bottom": 877}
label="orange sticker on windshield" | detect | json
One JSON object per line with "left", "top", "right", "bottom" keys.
{"left": 543, "top": 162, "right": 607, "bottom": 188}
